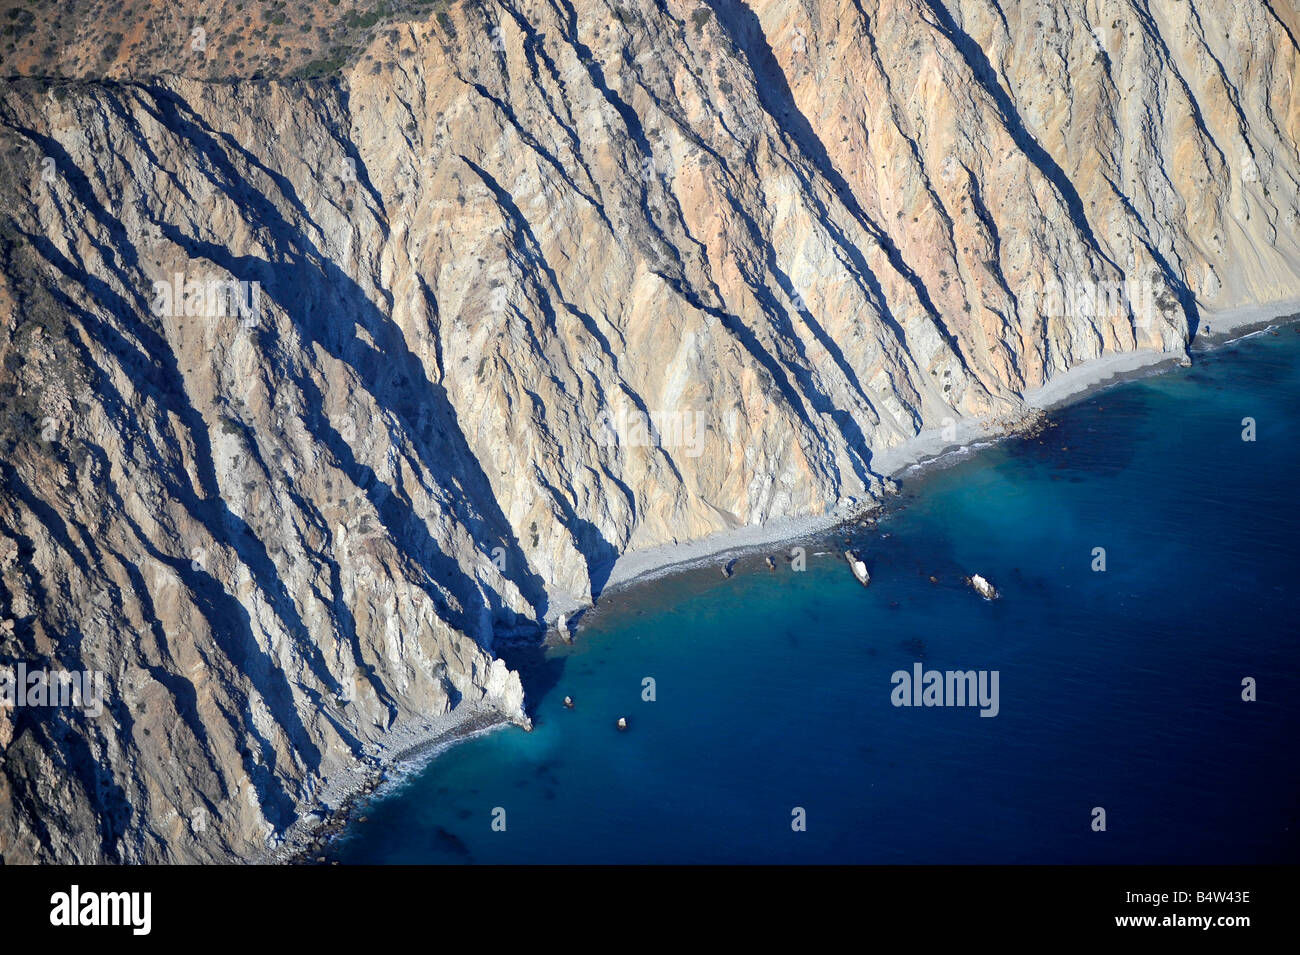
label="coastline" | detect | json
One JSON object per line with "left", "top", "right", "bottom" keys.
{"left": 281, "top": 295, "right": 1300, "bottom": 865}
{"left": 262, "top": 703, "right": 513, "bottom": 865}
{"left": 598, "top": 296, "right": 1300, "bottom": 597}
{"left": 1193, "top": 298, "right": 1300, "bottom": 349}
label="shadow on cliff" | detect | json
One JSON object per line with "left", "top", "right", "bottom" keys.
{"left": 4, "top": 225, "right": 331, "bottom": 836}
{"left": 142, "top": 85, "right": 557, "bottom": 627}
{"left": 7, "top": 82, "right": 565, "bottom": 770}
{"left": 704, "top": 0, "right": 972, "bottom": 367}
{"left": 0, "top": 480, "right": 133, "bottom": 860}
{"left": 546, "top": 0, "right": 886, "bottom": 485}
{"left": 493, "top": 637, "right": 566, "bottom": 720}
{"left": 916, "top": 0, "right": 1200, "bottom": 334}
{"left": 0, "top": 98, "right": 502, "bottom": 836}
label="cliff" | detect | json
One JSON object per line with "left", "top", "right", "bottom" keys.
{"left": 1, "top": 0, "right": 1297, "bottom": 861}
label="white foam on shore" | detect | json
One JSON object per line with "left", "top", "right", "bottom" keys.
{"left": 369, "top": 721, "right": 510, "bottom": 800}
{"left": 1198, "top": 295, "right": 1300, "bottom": 340}
{"left": 259, "top": 703, "right": 512, "bottom": 863}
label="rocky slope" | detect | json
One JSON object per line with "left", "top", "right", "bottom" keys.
{"left": 0, "top": 0, "right": 460, "bottom": 81}
{"left": 1, "top": 0, "right": 1297, "bottom": 862}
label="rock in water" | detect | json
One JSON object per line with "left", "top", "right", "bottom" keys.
{"left": 969, "top": 575, "right": 1000, "bottom": 600}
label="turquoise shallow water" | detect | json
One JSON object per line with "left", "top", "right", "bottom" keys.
{"left": 335, "top": 328, "right": 1300, "bottom": 864}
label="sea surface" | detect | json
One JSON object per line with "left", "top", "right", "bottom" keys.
{"left": 334, "top": 327, "right": 1300, "bottom": 864}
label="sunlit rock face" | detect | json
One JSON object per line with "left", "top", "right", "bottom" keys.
{"left": 1, "top": 0, "right": 1297, "bottom": 861}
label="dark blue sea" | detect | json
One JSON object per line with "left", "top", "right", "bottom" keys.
{"left": 334, "top": 327, "right": 1300, "bottom": 864}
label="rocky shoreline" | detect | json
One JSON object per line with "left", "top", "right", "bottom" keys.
{"left": 262, "top": 302, "right": 1300, "bottom": 866}
{"left": 262, "top": 705, "right": 515, "bottom": 866}
{"left": 598, "top": 299, "right": 1300, "bottom": 605}
{"left": 5, "top": 0, "right": 1300, "bottom": 863}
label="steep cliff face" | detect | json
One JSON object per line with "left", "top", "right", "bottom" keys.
{"left": 1, "top": 0, "right": 1297, "bottom": 862}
